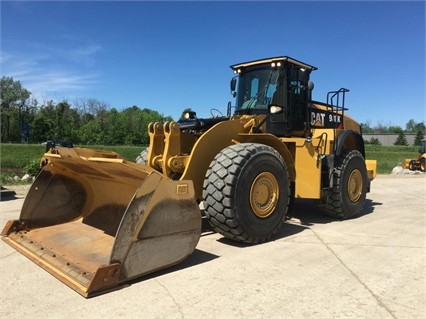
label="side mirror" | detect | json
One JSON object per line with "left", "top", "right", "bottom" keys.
{"left": 307, "top": 80, "right": 314, "bottom": 102}
{"left": 230, "top": 77, "right": 237, "bottom": 92}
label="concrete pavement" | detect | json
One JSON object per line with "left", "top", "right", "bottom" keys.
{"left": 0, "top": 175, "right": 425, "bottom": 319}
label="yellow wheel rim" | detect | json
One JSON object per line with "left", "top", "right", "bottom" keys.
{"left": 348, "top": 169, "right": 363, "bottom": 202}
{"left": 250, "top": 172, "right": 279, "bottom": 218}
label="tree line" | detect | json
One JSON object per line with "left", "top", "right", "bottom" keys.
{"left": 1, "top": 76, "right": 424, "bottom": 146}
{"left": 362, "top": 119, "right": 425, "bottom": 146}
{"left": 361, "top": 119, "right": 425, "bottom": 135}
{"left": 1, "top": 77, "right": 172, "bottom": 145}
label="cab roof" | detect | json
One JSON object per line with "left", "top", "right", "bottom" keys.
{"left": 230, "top": 56, "right": 318, "bottom": 71}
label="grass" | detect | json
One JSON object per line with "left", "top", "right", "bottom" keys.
{"left": 365, "top": 145, "right": 420, "bottom": 174}
{"left": 0, "top": 143, "right": 421, "bottom": 185}
{"left": 0, "top": 144, "right": 147, "bottom": 185}
{"left": 1, "top": 144, "right": 46, "bottom": 169}
{"left": 1, "top": 144, "right": 46, "bottom": 184}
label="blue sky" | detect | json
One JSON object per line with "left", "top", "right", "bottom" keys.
{"left": 1, "top": 1, "right": 425, "bottom": 128}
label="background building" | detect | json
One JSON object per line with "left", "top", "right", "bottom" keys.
{"left": 363, "top": 134, "right": 416, "bottom": 146}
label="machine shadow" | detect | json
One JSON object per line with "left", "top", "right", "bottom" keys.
{"left": 216, "top": 197, "right": 381, "bottom": 245}
{"left": 289, "top": 198, "right": 380, "bottom": 227}
{"left": 0, "top": 187, "right": 18, "bottom": 201}
{"left": 121, "top": 248, "right": 219, "bottom": 291}
{"left": 116, "top": 198, "right": 383, "bottom": 295}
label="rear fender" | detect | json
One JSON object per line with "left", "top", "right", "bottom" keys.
{"left": 335, "top": 131, "right": 377, "bottom": 182}
{"left": 335, "top": 130, "right": 365, "bottom": 158}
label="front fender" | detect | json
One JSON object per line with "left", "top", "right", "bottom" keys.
{"left": 181, "top": 119, "right": 248, "bottom": 200}
{"left": 236, "top": 133, "right": 296, "bottom": 182}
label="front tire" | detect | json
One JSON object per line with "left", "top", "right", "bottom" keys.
{"left": 321, "top": 150, "right": 368, "bottom": 219}
{"left": 203, "top": 143, "right": 291, "bottom": 244}
{"left": 136, "top": 148, "right": 149, "bottom": 164}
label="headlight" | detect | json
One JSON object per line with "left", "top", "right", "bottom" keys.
{"left": 270, "top": 105, "right": 283, "bottom": 114}
{"left": 184, "top": 111, "right": 197, "bottom": 119}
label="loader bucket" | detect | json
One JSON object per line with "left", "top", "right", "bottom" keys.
{"left": 1, "top": 147, "right": 201, "bottom": 297}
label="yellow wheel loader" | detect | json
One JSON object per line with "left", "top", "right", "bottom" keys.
{"left": 2, "top": 56, "right": 377, "bottom": 297}
{"left": 403, "top": 139, "right": 426, "bottom": 172}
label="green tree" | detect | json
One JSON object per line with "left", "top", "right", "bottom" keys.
{"left": 93, "top": 108, "right": 109, "bottom": 144}
{"left": 56, "top": 101, "right": 82, "bottom": 143}
{"left": 0, "top": 79, "right": 176, "bottom": 146}
{"left": 361, "top": 121, "right": 374, "bottom": 133}
{"left": 394, "top": 131, "right": 408, "bottom": 146}
{"left": 415, "top": 122, "right": 425, "bottom": 133}
{"left": 74, "top": 98, "right": 109, "bottom": 144}
{"left": 30, "top": 100, "right": 81, "bottom": 143}
{"left": 387, "top": 125, "right": 403, "bottom": 134}
{"left": 414, "top": 129, "right": 425, "bottom": 146}
{"left": 73, "top": 104, "right": 168, "bottom": 145}
{"left": 405, "top": 119, "right": 417, "bottom": 133}
{"left": 80, "top": 120, "right": 103, "bottom": 145}
{"left": 122, "top": 106, "right": 145, "bottom": 145}
{"left": 75, "top": 98, "right": 109, "bottom": 123}
{"left": 30, "top": 101, "right": 56, "bottom": 143}
{"left": 55, "top": 101, "right": 72, "bottom": 140}
{"left": 104, "top": 108, "right": 125, "bottom": 145}
{"left": 369, "top": 137, "right": 381, "bottom": 145}
{"left": 121, "top": 106, "right": 171, "bottom": 145}
{"left": 0, "top": 76, "right": 31, "bottom": 142}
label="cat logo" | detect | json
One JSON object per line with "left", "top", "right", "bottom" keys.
{"left": 310, "top": 111, "right": 342, "bottom": 128}
{"left": 311, "top": 111, "right": 326, "bottom": 127}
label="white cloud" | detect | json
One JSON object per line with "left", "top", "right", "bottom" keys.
{"left": 68, "top": 44, "right": 102, "bottom": 67}
{"left": 1, "top": 43, "right": 101, "bottom": 102}
{"left": 70, "top": 44, "right": 102, "bottom": 57}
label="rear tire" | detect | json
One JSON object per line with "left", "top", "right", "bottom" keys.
{"left": 420, "top": 158, "right": 425, "bottom": 172}
{"left": 203, "top": 143, "right": 291, "bottom": 244}
{"left": 136, "top": 148, "right": 149, "bottom": 164}
{"left": 321, "top": 150, "right": 368, "bottom": 219}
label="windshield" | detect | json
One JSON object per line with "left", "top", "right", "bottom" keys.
{"left": 234, "top": 68, "right": 282, "bottom": 114}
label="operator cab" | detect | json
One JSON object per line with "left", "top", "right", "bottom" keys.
{"left": 230, "top": 56, "right": 317, "bottom": 137}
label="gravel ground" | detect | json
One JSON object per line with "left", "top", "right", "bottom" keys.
{"left": 1, "top": 174, "right": 425, "bottom": 319}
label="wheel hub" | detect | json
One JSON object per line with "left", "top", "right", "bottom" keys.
{"left": 250, "top": 172, "right": 279, "bottom": 218}
{"left": 348, "top": 169, "right": 362, "bottom": 202}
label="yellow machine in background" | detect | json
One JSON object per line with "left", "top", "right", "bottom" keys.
{"left": 2, "top": 56, "right": 376, "bottom": 297}
{"left": 403, "top": 139, "right": 426, "bottom": 172}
